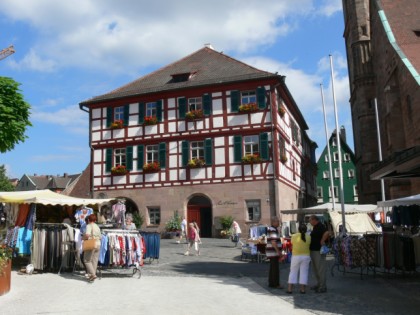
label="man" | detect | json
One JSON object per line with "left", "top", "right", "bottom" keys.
{"left": 266, "top": 216, "right": 283, "bottom": 289}
{"left": 177, "top": 216, "right": 187, "bottom": 244}
{"left": 309, "top": 215, "right": 329, "bottom": 293}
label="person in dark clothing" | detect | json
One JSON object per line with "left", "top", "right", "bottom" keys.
{"left": 309, "top": 215, "right": 329, "bottom": 293}
{"left": 266, "top": 216, "right": 283, "bottom": 289}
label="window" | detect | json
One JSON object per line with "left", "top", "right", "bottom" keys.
{"left": 188, "top": 97, "right": 203, "bottom": 111}
{"left": 146, "top": 145, "right": 159, "bottom": 163}
{"left": 348, "top": 169, "right": 355, "bottom": 178}
{"left": 353, "top": 185, "right": 358, "bottom": 196}
{"left": 191, "top": 141, "right": 205, "bottom": 160}
{"left": 324, "top": 155, "right": 329, "bottom": 163}
{"left": 148, "top": 207, "right": 161, "bottom": 225}
{"left": 114, "top": 106, "right": 124, "bottom": 121}
{"left": 323, "top": 171, "right": 330, "bottom": 179}
{"left": 329, "top": 186, "right": 338, "bottom": 199}
{"left": 343, "top": 153, "right": 350, "bottom": 162}
{"left": 332, "top": 137, "right": 337, "bottom": 147}
{"left": 146, "top": 102, "right": 157, "bottom": 117}
{"left": 114, "top": 148, "right": 126, "bottom": 166}
{"left": 333, "top": 152, "right": 339, "bottom": 162}
{"left": 317, "top": 187, "right": 323, "bottom": 200}
{"left": 244, "top": 135, "right": 259, "bottom": 155}
{"left": 241, "top": 91, "right": 256, "bottom": 104}
{"left": 279, "top": 137, "right": 286, "bottom": 156}
{"left": 246, "top": 200, "right": 261, "bottom": 221}
{"left": 334, "top": 168, "right": 340, "bottom": 178}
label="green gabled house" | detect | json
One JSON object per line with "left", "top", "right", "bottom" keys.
{"left": 316, "top": 127, "right": 358, "bottom": 204}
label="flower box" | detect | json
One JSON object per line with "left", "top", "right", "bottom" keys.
{"left": 239, "top": 102, "right": 258, "bottom": 113}
{"left": 143, "top": 161, "right": 160, "bottom": 173}
{"left": 187, "top": 158, "right": 206, "bottom": 168}
{"left": 143, "top": 116, "right": 158, "bottom": 125}
{"left": 111, "top": 165, "right": 128, "bottom": 175}
{"left": 278, "top": 106, "right": 286, "bottom": 117}
{"left": 185, "top": 109, "right": 204, "bottom": 120}
{"left": 242, "top": 154, "right": 261, "bottom": 164}
{"left": 110, "top": 119, "right": 124, "bottom": 129}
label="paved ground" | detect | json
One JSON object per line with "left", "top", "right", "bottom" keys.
{"left": 2, "top": 238, "right": 420, "bottom": 315}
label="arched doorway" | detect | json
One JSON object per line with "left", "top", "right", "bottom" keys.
{"left": 187, "top": 195, "right": 212, "bottom": 238}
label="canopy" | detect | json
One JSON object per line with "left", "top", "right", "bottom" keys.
{"left": 329, "top": 211, "right": 379, "bottom": 236}
{"left": 0, "top": 189, "right": 113, "bottom": 206}
{"left": 377, "top": 194, "right": 420, "bottom": 207}
{"left": 281, "top": 202, "right": 379, "bottom": 214}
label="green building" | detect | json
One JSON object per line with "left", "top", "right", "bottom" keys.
{"left": 316, "top": 127, "right": 358, "bottom": 204}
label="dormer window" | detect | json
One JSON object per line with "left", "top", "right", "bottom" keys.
{"left": 170, "top": 72, "right": 195, "bottom": 83}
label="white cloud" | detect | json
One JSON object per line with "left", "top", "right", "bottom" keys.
{"left": 8, "top": 48, "right": 56, "bottom": 72}
{"left": 317, "top": 0, "right": 342, "bottom": 17}
{"left": 31, "top": 154, "right": 76, "bottom": 162}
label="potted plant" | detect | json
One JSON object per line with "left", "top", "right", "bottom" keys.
{"left": 164, "top": 211, "right": 181, "bottom": 239}
{"left": 280, "top": 153, "right": 288, "bottom": 164}
{"left": 278, "top": 105, "right": 286, "bottom": 117}
{"left": 238, "top": 102, "right": 258, "bottom": 113}
{"left": 111, "top": 164, "right": 128, "bottom": 175}
{"left": 241, "top": 153, "right": 261, "bottom": 164}
{"left": 143, "top": 116, "right": 158, "bottom": 125}
{"left": 143, "top": 161, "right": 160, "bottom": 173}
{"left": 185, "top": 109, "right": 204, "bottom": 120}
{"left": 0, "top": 244, "right": 13, "bottom": 296}
{"left": 219, "top": 215, "right": 234, "bottom": 238}
{"left": 187, "top": 158, "right": 206, "bottom": 168}
{"left": 110, "top": 119, "right": 124, "bottom": 129}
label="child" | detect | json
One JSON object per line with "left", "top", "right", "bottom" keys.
{"left": 184, "top": 223, "right": 200, "bottom": 256}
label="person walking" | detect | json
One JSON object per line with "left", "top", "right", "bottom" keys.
{"left": 286, "top": 224, "right": 311, "bottom": 294}
{"left": 177, "top": 216, "right": 187, "bottom": 244}
{"left": 184, "top": 223, "right": 200, "bottom": 256}
{"left": 231, "top": 220, "right": 243, "bottom": 247}
{"left": 309, "top": 215, "right": 329, "bottom": 293}
{"left": 266, "top": 216, "right": 283, "bottom": 289}
{"left": 193, "top": 221, "right": 202, "bottom": 244}
{"left": 83, "top": 214, "right": 101, "bottom": 282}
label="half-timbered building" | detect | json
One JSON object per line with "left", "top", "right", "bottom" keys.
{"left": 79, "top": 46, "right": 317, "bottom": 237}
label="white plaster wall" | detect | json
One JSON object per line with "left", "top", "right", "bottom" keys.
{"left": 113, "top": 175, "right": 127, "bottom": 184}
{"left": 93, "top": 164, "right": 102, "bottom": 176}
{"left": 213, "top": 117, "right": 224, "bottom": 128}
{"left": 103, "top": 131, "right": 111, "bottom": 140}
{"left": 168, "top": 110, "right": 176, "bottom": 120}
{"left": 215, "top": 166, "right": 225, "bottom": 178}
{"left": 130, "top": 103, "right": 138, "bottom": 114}
{"left": 92, "top": 131, "right": 101, "bottom": 141}
{"left": 170, "top": 170, "right": 178, "bottom": 181}
{"left": 190, "top": 168, "right": 205, "bottom": 179}
{"left": 94, "top": 150, "right": 101, "bottom": 162}
{"left": 144, "top": 125, "right": 158, "bottom": 135}
{"left": 169, "top": 156, "right": 177, "bottom": 168}
{"left": 167, "top": 98, "right": 175, "bottom": 108}
{"left": 92, "top": 120, "right": 101, "bottom": 131}
{"left": 214, "top": 148, "right": 225, "bottom": 165}
{"left": 228, "top": 115, "right": 248, "bottom": 126}
{"left": 128, "top": 127, "right": 142, "bottom": 137}
{"left": 178, "top": 121, "right": 186, "bottom": 132}
{"left": 145, "top": 173, "right": 159, "bottom": 182}
{"left": 250, "top": 112, "right": 263, "bottom": 124}
{"left": 212, "top": 92, "right": 222, "bottom": 98}
{"left": 168, "top": 122, "right": 176, "bottom": 133}
{"left": 94, "top": 178, "right": 102, "bottom": 186}
{"left": 212, "top": 98, "right": 223, "bottom": 114}
{"left": 230, "top": 165, "right": 242, "bottom": 177}
{"left": 92, "top": 108, "right": 101, "bottom": 119}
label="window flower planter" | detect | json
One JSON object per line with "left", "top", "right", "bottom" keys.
{"left": 111, "top": 165, "right": 128, "bottom": 175}
{"left": 187, "top": 158, "right": 206, "bottom": 168}
{"left": 110, "top": 119, "right": 124, "bottom": 129}
{"left": 242, "top": 154, "right": 261, "bottom": 164}
{"left": 278, "top": 106, "right": 286, "bottom": 117}
{"left": 238, "top": 102, "right": 258, "bottom": 113}
{"left": 143, "top": 161, "right": 161, "bottom": 173}
{"left": 143, "top": 116, "right": 158, "bottom": 125}
{"left": 185, "top": 109, "right": 204, "bottom": 120}
{"left": 280, "top": 154, "right": 288, "bottom": 164}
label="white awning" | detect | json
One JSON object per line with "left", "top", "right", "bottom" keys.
{"left": 377, "top": 194, "right": 420, "bottom": 207}
{"left": 281, "top": 202, "right": 379, "bottom": 214}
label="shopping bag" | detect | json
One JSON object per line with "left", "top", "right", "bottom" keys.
{"left": 82, "top": 239, "right": 98, "bottom": 251}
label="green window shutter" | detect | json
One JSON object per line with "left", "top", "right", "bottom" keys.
{"left": 233, "top": 135, "right": 242, "bottom": 162}
{"left": 257, "top": 87, "right": 266, "bottom": 109}
{"left": 126, "top": 146, "right": 133, "bottom": 170}
{"left": 156, "top": 100, "right": 163, "bottom": 122}
{"left": 260, "top": 132, "right": 269, "bottom": 160}
{"left": 182, "top": 141, "right": 189, "bottom": 167}
{"left": 204, "top": 138, "right": 213, "bottom": 165}
{"left": 123, "top": 104, "right": 130, "bottom": 126}
{"left": 105, "top": 148, "right": 113, "bottom": 172}
{"left": 231, "top": 90, "right": 239, "bottom": 112}
{"left": 203, "top": 94, "right": 212, "bottom": 116}
{"left": 178, "top": 97, "right": 186, "bottom": 119}
{"left": 138, "top": 103, "right": 145, "bottom": 124}
{"left": 106, "top": 107, "right": 113, "bottom": 127}
{"left": 137, "top": 145, "right": 144, "bottom": 170}
{"left": 159, "top": 142, "right": 166, "bottom": 168}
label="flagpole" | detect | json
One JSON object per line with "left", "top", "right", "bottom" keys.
{"left": 329, "top": 54, "right": 346, "bottom": 236}
{"left": 320, "top": 84, "right": 336, "bottom": 210}
{"left": 374, "top": 98, "right": 386, "bottom": 201}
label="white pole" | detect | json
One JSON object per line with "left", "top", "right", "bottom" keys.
{"left": 329, "top": 55, "right": 346, "bottom": 236}
{"left": 374, "top": 98, "right": 386, "bottom": 201}
{"left": 320, "top": 84, "right": 336, "bottom": 209}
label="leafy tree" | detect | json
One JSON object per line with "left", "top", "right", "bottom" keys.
{"left": 0, "top": 77, "right": 32, "bottom": 153}
{"left": 165, "top": 210, "right": 181, "bottom": 231}
{"left": 0, "top": 165, "right": 14, "bottom": 191}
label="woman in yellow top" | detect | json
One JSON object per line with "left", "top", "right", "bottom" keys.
{"left": 286, "top": 224, "right": 311, "bottom": 294}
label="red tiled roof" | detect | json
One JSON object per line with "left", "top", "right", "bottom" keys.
{"left": 81, "top": 47, "right": 278, "bottom": 105}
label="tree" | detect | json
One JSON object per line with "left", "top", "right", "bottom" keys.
{"left": 0, "top": 165, "right": 14, "bottom": 191}
{"left": 0, "top": 77, "right": 32, "bottom": 153}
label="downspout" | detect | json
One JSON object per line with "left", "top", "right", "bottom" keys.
{"left": 79, "top": 104, "right": 94, "bottom": 198}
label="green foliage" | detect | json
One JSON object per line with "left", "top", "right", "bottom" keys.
{"left": 132, "top": 211, "right": 144, "bottom": 229}
{"left": 219, "top": 215, "right": 234, "bottom": 231}
{"left": 165, "top": 210, "right": 181, "bottom": 231}
{"left": 0, "top": 77, "right": 32, "bottom": 153}
{"left": 0, "top": 165, "right": 14, "bottom": 191}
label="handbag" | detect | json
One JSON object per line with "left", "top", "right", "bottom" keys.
{"left": 320, "top": 244, "right": 330, "bottom": 255}
{"left": 83, "top": 239, "right": 98, "bottom": 251}
{"left": 231, "top": 235, "right": 239, "bottom": 243}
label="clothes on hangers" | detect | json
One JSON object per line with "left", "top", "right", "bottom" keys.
{"left": 74, "top": 206, "right": 93, "bottom": 231}
{"left": 112, "top": 202, "right": 126, "bottom": 228}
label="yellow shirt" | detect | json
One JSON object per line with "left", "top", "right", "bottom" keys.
{"left": 291, "top": 233, "right": 311, "bottom": 256}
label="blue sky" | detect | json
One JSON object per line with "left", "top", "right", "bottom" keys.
{"left": 0, "top": 0, "right": 351, "bottom": 179}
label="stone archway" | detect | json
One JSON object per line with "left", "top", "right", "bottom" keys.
{"left": 187, "top": 194, "right": 212, "bottom": 238}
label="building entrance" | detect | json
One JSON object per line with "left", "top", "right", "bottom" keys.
{"left": 187, "top": 195, "right": 212, "bottom": 237}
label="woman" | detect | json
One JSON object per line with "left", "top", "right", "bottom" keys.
{"left": 286, "top": 224, "right": 311, "bottom": 294}
{"left": 83, "top": 214, "right": 101, "bottom": 282}
{"left": 193, "top": 221, "right": 202, "bottom": 244}
{"left": 231, "top": 220, "right": 243, "bottom": 247}
{"left": 184, "top": 223, "right": 200, "bottom": 256}
{"left": 125, "top": 213, "right": 137, "bottom": 230}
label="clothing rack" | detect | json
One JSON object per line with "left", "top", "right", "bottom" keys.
{"left": 102, "top": 228, "right": 139, "bottom": 234}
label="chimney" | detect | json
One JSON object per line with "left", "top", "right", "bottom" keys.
{"left": 204, "top": 43, "right": 214, "bottom": 50}
{"left": 340, "top": 126, "right": 346, "bottom": 143}
{"left": 63, "top": 173, "right": 68, "bottom": 177}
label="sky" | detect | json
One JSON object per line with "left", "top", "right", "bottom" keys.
{"left": 0, "top": 0, "right": 351, "bottom": 179}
